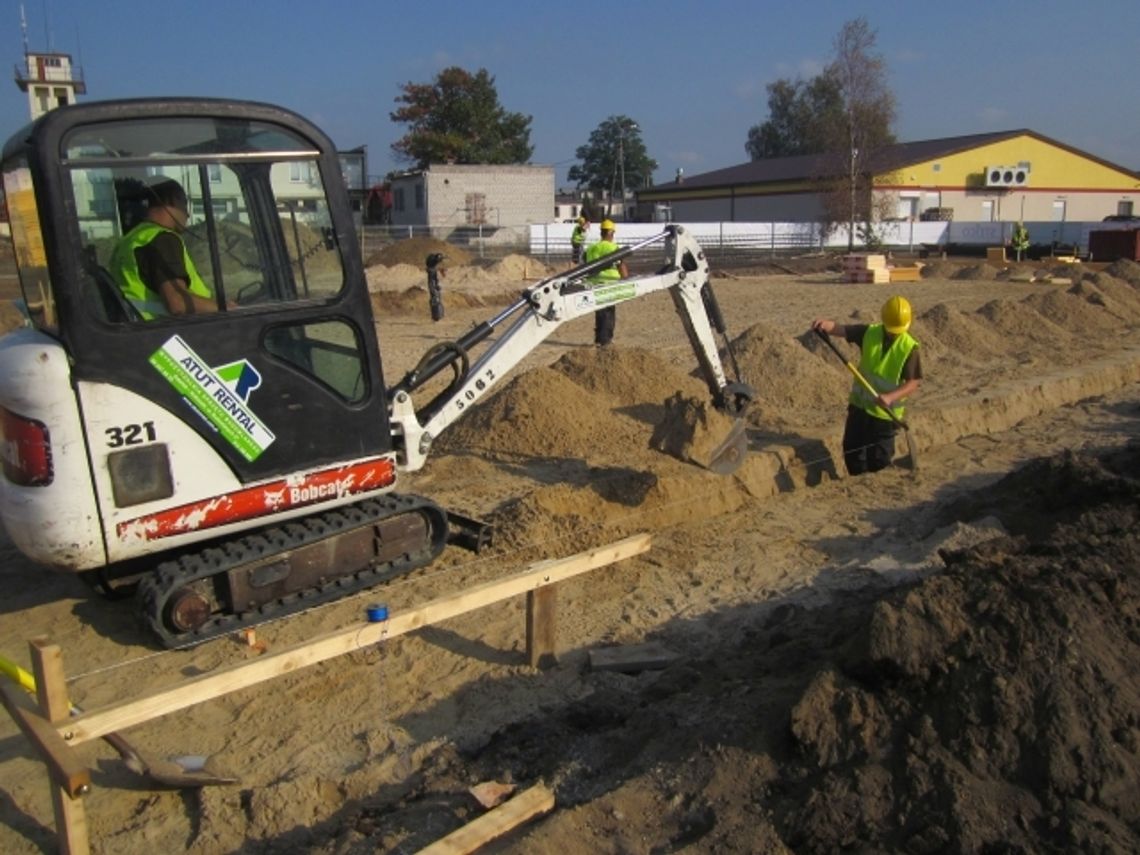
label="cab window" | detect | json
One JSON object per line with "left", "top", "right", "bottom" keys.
{"left": 61, "top": 116, "right": 345, "bottom": 324}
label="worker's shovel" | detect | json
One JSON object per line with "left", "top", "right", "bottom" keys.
{"left": 0, "top": 654, "right": 238, "bottom": 789}
{"left": 814, "top": 329, "right": 918, "bottom": 473}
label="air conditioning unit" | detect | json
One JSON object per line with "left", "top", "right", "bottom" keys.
{"left": 984, "top": 165, "right": 1031, "bottom": 188}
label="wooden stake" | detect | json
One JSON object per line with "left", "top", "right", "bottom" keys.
{"left": 525, "top": 586, "right": 557, "bottom": 669}
{"left": 30, "top": 638, "right": 90, "bottom": 855}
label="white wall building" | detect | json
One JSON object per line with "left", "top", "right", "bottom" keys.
{"left": 389, "top": 164, "right": 555, "bottom": 230}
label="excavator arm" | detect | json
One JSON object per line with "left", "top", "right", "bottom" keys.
{"left": 388, "top": 225, "right": 753, "bottom": 473}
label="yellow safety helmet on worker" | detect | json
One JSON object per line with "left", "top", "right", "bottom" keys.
{"left": 600, "top": 219, "right": 616, "bottom": 232}
{"left": 881, "top": 295, "right": 912, "bottom": 334}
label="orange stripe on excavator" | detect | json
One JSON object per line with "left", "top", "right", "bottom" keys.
{"left": 116, "top": 457, "right": 397, "bottom": 542}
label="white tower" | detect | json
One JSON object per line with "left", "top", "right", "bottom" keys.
{"left": 13, "top": 4, "right": 86, "bottom": 120}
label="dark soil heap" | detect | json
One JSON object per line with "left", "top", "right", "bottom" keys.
{"left": 347, "top": 443, "right": 1140, "bottom": 853}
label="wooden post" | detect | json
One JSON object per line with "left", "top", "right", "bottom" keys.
{"left": 30, "top": 638, "right": 90, "bottom": 855}
{"left": 525, "top": 587, "right": 557, "bottom": 669}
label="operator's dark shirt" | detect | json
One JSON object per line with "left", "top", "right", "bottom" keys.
{"left": 135, "top": 231, "right": 191, "bottom": 294}
{"left": 843, "top": 324, "right": 923, "bottom": 382}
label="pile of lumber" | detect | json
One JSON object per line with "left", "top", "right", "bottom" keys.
{"left": 842, "top": 254, "right": 922, "bottom": 284}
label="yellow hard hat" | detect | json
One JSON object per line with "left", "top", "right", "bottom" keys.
{"left": 576, "top": 216, "right": 586, "bottom": 225}
{"left": 881, "top": 295, "right": 912, "bottom": 334}
{"left": 600, "top": 219, "right": 616, "bottom": 232}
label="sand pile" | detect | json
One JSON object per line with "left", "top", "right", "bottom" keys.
{"left": 365, "top": 237, "right": 472, "bottom": 269}
{"left": 952, "top": 263, "right": 1000, "bottom": 280}
{"left": 728, "top": 324, "right": 854, "bottom": 431}
{"left": 913, "top": 302, "right": 1010, "bottom": 366}
{"left": 551, "top": 347, "right": 708, "bottom": 422}
{"left": 1105, "top": 258, "right": 1140, "bottom": 285}
{"left": 433, "top": 366, "right": 649, "bottom": 463}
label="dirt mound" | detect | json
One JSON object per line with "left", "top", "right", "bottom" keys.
{"left": 732, "top": 324, "right": 849, "bottom": 430}
{"left": 1022, "top": 284, "right": 1128, "bottom": 333}
{"left": 952, "top": 263, "right": 1000, "bottom": 281}
{"left": 365, "top": 237, "right": 472, "bottom": 269}
{"left": 550, "top": 347, "right": 708, "bottom": 423}
{"left": 913, "top": 302, "right": 1012, "bottom": 366}
{"left": 370, "top": 287, "right": 492, "bottom": 316}
{"left": 433, "top": 365, "right": 648, "bottom": 463}
{"left": 975, "top": 297, "right": 1074, "bottom": 350}
{"left": 365, "top": 262, "right": 423, "bottom": 292}
{"left": 392, "top": 444, "right": 1140, "bottom": 853}
{"left": 1104, "top": 258, "right": 1140, "bottom": 286}
{"left": 920, "top": 260, "right": 963, "bottom": 279}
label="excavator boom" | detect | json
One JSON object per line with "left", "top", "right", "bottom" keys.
{"left": 389, "top": 226, "right": 753, "bottom": 473}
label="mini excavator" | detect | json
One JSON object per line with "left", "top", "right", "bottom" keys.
{"left": 0, "top": 98, "right": 752, "bottom": 647}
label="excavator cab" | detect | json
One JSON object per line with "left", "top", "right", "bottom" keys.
{"left": 0, "top": 99, "right": 401, "bottom": 577}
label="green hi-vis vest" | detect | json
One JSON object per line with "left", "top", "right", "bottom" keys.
{"left": 110, "top": 222, "right": 211, "bottom": 319}
{"left": 849, "top": 323, "right": 918, "bottom": 421}
{"left": 571, "top": 224, "right": 587, "bottom": 247}
{"left": 585, "top": 239, "right": 622, "bottom": 284}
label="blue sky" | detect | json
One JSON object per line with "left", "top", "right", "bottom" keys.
{"left": 3, "top": 0, "right": 1138, "bottom": 188}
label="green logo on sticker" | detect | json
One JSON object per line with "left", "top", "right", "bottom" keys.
{"left": 150, "top": 336, "right": 276, "bottom": 462}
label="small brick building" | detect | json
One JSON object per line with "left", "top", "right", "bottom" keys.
{"left": 388, "top": 164, "right": 555, "bottom": 229}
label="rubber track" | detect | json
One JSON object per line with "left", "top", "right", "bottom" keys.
{"left": 136, "top": 493, "right": 447, "bottom": 649}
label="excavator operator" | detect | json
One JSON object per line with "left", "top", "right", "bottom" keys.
{"left": 109, "top": 177, "right": 219, "bottom": 319}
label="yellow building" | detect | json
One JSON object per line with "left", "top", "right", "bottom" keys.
{"left": 641, "top": 130, "right": 1139, "bottom": 225}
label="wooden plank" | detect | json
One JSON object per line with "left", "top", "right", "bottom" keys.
{"left": 416, "top": 783, "right": 555, "bottom": 855}
{"left": 888, "top": 266, "right": 922, "bottom": 283}
{"left": 588, "top": 642, "right": 680, "bottom": 673}
{"left": 0, "top": 684, "right": 91, "bottom": 801}
{"left": 525, "top": 587, "right": 558, "bottom": 669}
{"left": 62, "top": 534, "right": 651, "bottom": 745}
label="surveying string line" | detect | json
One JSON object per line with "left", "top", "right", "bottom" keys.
{"left": 56, "top": 455, "right": 767, "bottom": 687}
{"left": 58, "top": 432, "right": 885, "bottom": 687}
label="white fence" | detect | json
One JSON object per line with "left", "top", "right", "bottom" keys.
{"left": 527, "top": 219, "right": 1132, "bottom": 258}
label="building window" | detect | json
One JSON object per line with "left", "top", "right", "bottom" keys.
{"left": 414, "top": 185, "right": 423, "bottom": 209}
{"left": 394, "top": 188, "right": 405, "bottom": 212}
{"left": 289, "top": 162, "right": 313, "bottom": 184}
{"left": 208, "top": 164, "right": 222, "bottom": 183}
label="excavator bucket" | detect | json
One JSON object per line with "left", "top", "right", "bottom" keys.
{"left": 650, "top": 394, "right": 749, "bottom": 475}
{"left": 702, "top": 419, "right": 749, "bottom": 475}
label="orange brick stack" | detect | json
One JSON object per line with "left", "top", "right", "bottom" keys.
{"left": 842, "top": 254, "right": 890, "bottom": 283}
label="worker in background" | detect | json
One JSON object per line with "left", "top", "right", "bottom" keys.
{"left": 585, "top": 219, "right": 629, "bottom": 347}
{"left": 425, "top": 252, "right": 446, "bottom": 321}
{"left": 570, "top": 215, "right": 590, "bottom": 265}
{"left": 811, "top": 295, "right": 922, "bottom": 475}
{"left": 110, "top": 178, "right": 219, "bottom": 318}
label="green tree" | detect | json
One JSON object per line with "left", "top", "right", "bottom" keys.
{"left": 390, "top": 67, "right": 533, "bottom": 168}
{"left": 744, "top": 18, "right": 897, "bottom": 248}
{"left": 568, "top": 116, "right": 657, "bottom": 211}
{"left": 745, "top": 75, "right": 844, "bottom": 160}
{"left": 825, "top": 17, "right": 898, "bottom": 249}
{"left": 1010, "top": 222, "right": 1030, "bottom": 261}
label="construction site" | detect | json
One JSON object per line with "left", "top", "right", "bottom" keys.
{"left": 1, "top": 230, "right": 1139, "bottom": 851}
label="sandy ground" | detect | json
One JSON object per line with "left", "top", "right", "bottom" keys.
{"left": 1, "top": 253, "right": 1140, "bottom": 853}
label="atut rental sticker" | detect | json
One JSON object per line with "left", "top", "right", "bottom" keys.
{"left": 149, "top": 335, "right": 276, "bottom": 462}
{"left": 593, "top": 282, "right": 637, "bottom": 305}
